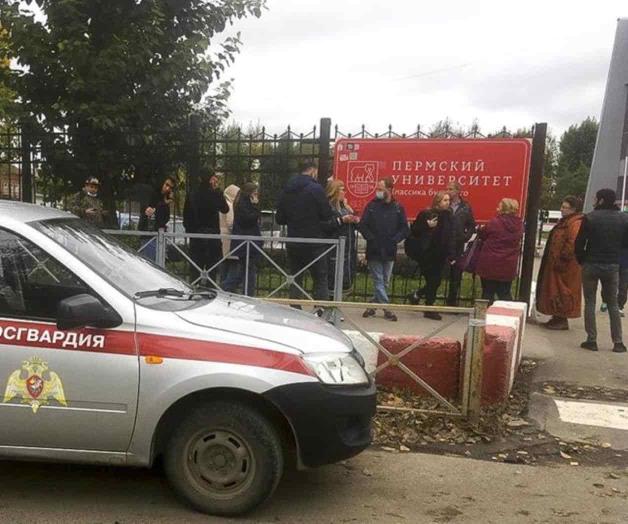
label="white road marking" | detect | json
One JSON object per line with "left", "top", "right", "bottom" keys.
{"left": 554, "top": 398, "right": 628, "bottom": 431}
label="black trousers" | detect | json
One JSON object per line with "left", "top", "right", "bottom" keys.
{"left": 481, "top": 278, "right": 513, "bottom": 304}
{"left": 287, "top": 246, "right": 329, "bottom": 302}
{"left": 421, "top": 264, "right": 443, "bottom": 306}
{"left": 447, "top": 265, "right": 463, "bottom": 306}
{"left": 189, "top": 238, "right": 222, "bottom": 286}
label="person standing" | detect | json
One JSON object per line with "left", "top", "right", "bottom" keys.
{"left": 536, "top": 196, "right": 584, "bottom": 330}
{"left": 326, "top": 179, "right": 359, "bottom": 298}
{"left": 222, "top": 183, "right": 262, "bottom": 297}
{"left": 446, "top": 181, "right": 476, "bottom": 306}
{"left": 219, "top": 183, "right": 241, "bottom": 283}
{"left": 276, "top": 161, "right": 344, "bottom": 303}
{"left": 575, "top": 188, "right": 628, "bottom": 353}
{"left": 359, "top": 177, "right": 409, "bottom": 321}
{"left": 138, "top": 176, "right": 176, "bottom": 262}
{"left": 407, "top": 191, "right": 455, "bottom": 320}
{"left": 183, "top": 168, "right": 229, "bottom": 286}
{"left": 68, "top": 177, "right": 109, "bottom": 227}
{"left": 475, "top": 198, "right": 524, "bottom": 303}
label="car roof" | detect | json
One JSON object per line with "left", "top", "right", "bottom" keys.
{"left": 0, "top": 200, "right": 73, "bottom": 224}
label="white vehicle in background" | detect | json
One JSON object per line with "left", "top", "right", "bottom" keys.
{"left": 541, "top": 210, "right": 561, "bottom": 233}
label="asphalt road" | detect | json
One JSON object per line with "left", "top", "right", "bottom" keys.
{"left": 1, "top": 451, "right": 627, "bottom": 524}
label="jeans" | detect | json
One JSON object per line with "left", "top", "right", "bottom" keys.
{"left": 139, "top": 236, "right": 157, "bottom": 263}
{"left": 481, "top": 279, "right": 513, "bottom": 304}
{"left": 222, "top": 259, "right": 258, "bottom": 297}
{"left": 368, "top": 260, "right": 394, "bottom": 304}
{"left": 582, "top": 263, "right": 622, "bottom": 344}
{"left": 287, "top": 247, "right": 329, "bottom": 301}
{"left": 618, "top": 267, "right": 628, "bottom": 310}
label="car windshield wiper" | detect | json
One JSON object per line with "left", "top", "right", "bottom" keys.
{"left": 134, "top": 288, "right": 217, "bottom": 301}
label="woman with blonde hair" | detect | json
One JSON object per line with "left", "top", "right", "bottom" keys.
{"left": 406, "top": 190, "right": 456, "bottom": 320}
{"left": 475, "top": 198, "right": 524, "bottom": 303}
{"left": 326, "top": 179, "right": 358, "bottom": 296}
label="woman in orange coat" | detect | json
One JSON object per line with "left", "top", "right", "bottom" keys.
{"left": 536, "top": 196, "right": 584, "bottom": 330}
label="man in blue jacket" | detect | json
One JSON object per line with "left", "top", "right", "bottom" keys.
{"left": 276, "top": 161, "right": 344, "bottom": 303}
{"left": 358, "top": 177, "right": 410, "bottom": 321}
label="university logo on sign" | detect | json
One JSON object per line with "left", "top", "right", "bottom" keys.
{"left": 346, "top": 161, "right": 378, "bottom": 198}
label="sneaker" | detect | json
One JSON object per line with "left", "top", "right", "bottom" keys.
{"left": 362, "top": 308, "right": 376, "bottom": 318}
{"left": 580, "top": 341, "right": 598, "bottom": 351}
{"left": 601, "top": 303, "right": 608, "bottom": 312}
{"left": 424, "top": 311, "right": 442, "bottom": 321}
{"left": 384, "top": 310, "right": 398, "bottom": 322}
{"left": 613, "top": 343, "right": 627, "bottom": 353}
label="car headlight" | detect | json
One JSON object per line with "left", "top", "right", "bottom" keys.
{"left": 303, "top": 352, "right": 369, "bottom": 385}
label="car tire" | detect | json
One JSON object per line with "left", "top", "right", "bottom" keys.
{"left": 164, "top": 400, "right": 284, "bottom": 516}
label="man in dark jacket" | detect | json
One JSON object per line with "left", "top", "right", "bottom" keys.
{"left": 276, "top": 161, "right": 343, "bottom": 302}
{"left": 183, "top": 168, "right": 229, "bottom": 286}
{"left": 358, "top": 177, "right": 409, "bottom": 321}
{"left": 575, "top": 188, "right": 628, "bottom": 353}
{"left": 138, "top": 176, "right": 175, "bottom": 262}
{"left": 446, "top": 181, "right": 476, "bottom": 306}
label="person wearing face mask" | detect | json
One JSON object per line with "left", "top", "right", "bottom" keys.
{"left": 222, "top": 183, "right": 262, "bottom": 296}
{"left": 68, "top": 176, "right": 109, "bottom": 227}
{"left": 359, "top": 177, "right": 409, "bottom": 321}
{"left": 536, "top": 196, "right": 584, "bottom": 330}
{"left": 407, "top": 191, "right": 456, "bottom": 320}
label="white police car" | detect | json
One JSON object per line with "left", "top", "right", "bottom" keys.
{"left": 0, "top": 202, "right": 375, "bottom": 516}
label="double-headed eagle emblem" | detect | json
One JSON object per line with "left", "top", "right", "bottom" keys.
{"left": 3, "top": 357, "right": 67, "bottom": 413}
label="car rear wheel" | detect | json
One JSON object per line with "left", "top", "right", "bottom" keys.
{"left": 164, "top": 401, "right": 284, "bottom": 516}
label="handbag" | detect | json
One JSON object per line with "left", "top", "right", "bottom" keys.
{"left": 456, "top": 238, "right": 483, "bottom": 274}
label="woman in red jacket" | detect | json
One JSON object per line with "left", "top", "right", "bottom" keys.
{"left": 476, "top": 198, "right": 524, "bottom": 303}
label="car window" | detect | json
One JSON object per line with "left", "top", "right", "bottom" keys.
{"left": 33, "top": 218, "right": 205, "bottom": 311}
{"left": 0, "top": 228, "right": 93, "bottom": 320}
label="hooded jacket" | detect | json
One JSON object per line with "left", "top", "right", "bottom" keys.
{"left": 475, "top": 213, "right": 524, "bottom": 281}
{"left": 276, "top": 174, "right": 340, "bottom": 241}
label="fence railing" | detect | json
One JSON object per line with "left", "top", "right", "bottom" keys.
{"left": 263, "top": 298, "right": 489, "bottom": 422}
{"left": 105, "top": 229, "right": 348, "bottom": 302}
{"left": 105, "top": 228, "right": 493, "bottom": 305}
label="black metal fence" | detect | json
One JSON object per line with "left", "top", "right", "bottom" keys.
{"left": 0, "top": 118, "right": 540, "bottom": 305}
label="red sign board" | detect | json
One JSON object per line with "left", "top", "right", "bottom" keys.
{"left": 333, "top": 139, "right": 532, "bottom": 223}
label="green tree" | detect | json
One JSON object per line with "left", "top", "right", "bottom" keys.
{"left": 2, "top": 0, "right": 265, "bottom": 202}
{"left": 552, "top": 118, "right": 599, "bottom": 205}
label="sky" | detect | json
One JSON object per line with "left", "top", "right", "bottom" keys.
{"left": 223, "top": 0, "right": 628, "bottom": 138}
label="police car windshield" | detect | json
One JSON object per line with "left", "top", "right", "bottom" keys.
{"left": 33, "top": 218, "right": 205, "bottom": 310}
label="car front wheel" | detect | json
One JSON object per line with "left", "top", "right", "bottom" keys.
{"left": 164, "top": 401, "right": 284, "bottom": 516}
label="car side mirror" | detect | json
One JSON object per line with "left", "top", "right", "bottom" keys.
{"left": 57, "top": 294, "right": 122, "bottom": 330}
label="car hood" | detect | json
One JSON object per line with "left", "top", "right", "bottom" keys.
{"left": 176, "top": 293, "right": 353, "bottom": 354}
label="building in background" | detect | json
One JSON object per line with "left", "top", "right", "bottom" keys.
{"left": 586, "top": 18, "right": 628, "bottom": 211}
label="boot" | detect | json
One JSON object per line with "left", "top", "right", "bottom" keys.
{"left": 545, "top": 316, "right": 568, "bottom": 331}
{"left": 424, "top": 311, "right": 442, "bottom": 321}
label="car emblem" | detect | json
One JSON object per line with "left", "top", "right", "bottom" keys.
{"left": 3, "top": 357, "right": 67, "bottom": 413}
